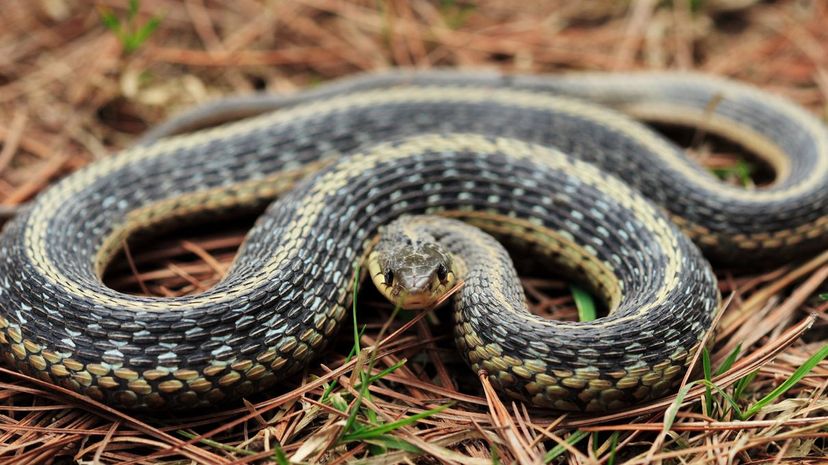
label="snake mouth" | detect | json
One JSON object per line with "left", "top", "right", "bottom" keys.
{"left": 366, "top": 225, "right": 458, "bottom": 310}
{"left": 367, "top": 249, "right": 457, "bottom": 310}
{"left": 392, "top": 292, "right": 440, "bottom": 310}
{"left": 376, "top": 274, "right": 456, "bottom": 310}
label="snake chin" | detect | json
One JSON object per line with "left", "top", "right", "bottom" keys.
{"left": 368, "top": 219, "right": 456, "bottom": 310}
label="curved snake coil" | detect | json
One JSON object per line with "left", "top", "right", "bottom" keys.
{"left": 0, "top": 70, "right": 826, "bottom": 411}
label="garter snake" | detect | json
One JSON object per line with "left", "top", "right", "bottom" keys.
{"left": 0, "top": 70, "right": 826, "bottom": 412}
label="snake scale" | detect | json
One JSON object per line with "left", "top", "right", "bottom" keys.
{"left": 0, "top": 70, "right": 826, "bottom": 411}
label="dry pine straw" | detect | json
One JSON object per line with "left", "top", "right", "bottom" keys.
{"left": 0, "top": 0, "right": 827, "bottom": 464}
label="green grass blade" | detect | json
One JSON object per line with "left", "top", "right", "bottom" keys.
{"left": 490, "top": 443, "right": 502, "bottom": 465}
{"left": 607, "top": 432, "right": 619, "bottom": 465}
{"left": 177, "top": 430, "right": 255, "bottom": 456}
{"left": 342, "top": 403, "right": 452, "bottom": 442}
{"left": 320, "top": 327, "right": 366, "bottom": 403}
{"left": 99, "top": 1, "right": 160, "bottom": 54}
{"left": 341, "top": 372, "right": 372, "bottom": 436}
{"left": 129, "top": 17, "right": 160, "bottom": 51}
{"left": 733, "top": 369, "right": 758, "bottom": 400}
{"left": 329, "top": 392, "right": 348, "bottom": 412}
{"left": 700, "top": 379, "right": 744, "bottom": 419}
{"left": 340, "top": 299, "right": 405, "bottom": 441}
{"left": 361, "top": 372, "right": 379, "bottom": 426}
{"left": 715, "top": 343, "right": 741, "bottom": 376}
{"left": 99, "top": 9, "right": 121, "bottom": 33}
{"left": 272, "top": 445, "right": 290, "bottom": 465}
{"left": 735, "top": 160, "right": 753, "bottom": 186}
{"left": 364, "top": 435, "right": 421, "bottom": 453}
{"left": 660, "top": 379, "right": 746, "bottom": 437}
{"left": 352, "top": 263, "right": 361, "bottom": 353}
{"left": 741, "top": 344, "right": 828, "bottom": 419}
{"left": 339, "top": 265, "right": 371, "bottom": 438}
{"left": 364, "top": 358, "right": 407, "bottom": 385}
{"left": 320, "top": 270, "right": 367, "bottom": 404}
{"left": 570, "top": 285, "right": 596, "bottom": 322}
{"left": 711, "top": 159, "right": 754, "bottom": 187}
{"left": 128, "top": 0, "right": 140, "bottom": 18}
{"left": 662, "top": 380, "right": 698, "bottom": 434}
{"left": 544, "top": 429, "right": 588, "bottom": 463}
{"left": 702, "top": 348, "right": 713, "bottom": 414}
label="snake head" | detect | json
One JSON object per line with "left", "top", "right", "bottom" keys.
{"left": 368, "top": 222, "right": 456, "bottom": 310}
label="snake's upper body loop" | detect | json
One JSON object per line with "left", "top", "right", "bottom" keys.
{"left": 0, "top": 70, "right": 825, "bottom": 411}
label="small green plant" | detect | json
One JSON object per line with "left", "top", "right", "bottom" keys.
{"left": 738, "top": 344, "right": 828, "bottom": 419}
{"left": 710, "top": 159, "right": 754, "bottom": 187}
{"left": 666, "top": 344, "right": 828, "bottom": 424}
{"left": 715, "top": 344, "right": 742, "bottom": 376}
{"left": 99, "top": 0, "right": 161, "bottom": 54}
{"left": 490, "top": 444, "right": 502, "bottom": 464}
{"left": 702, "top": 348, "right": 714, "bottom": 414}
{"left": 570, "top": 285, "right": 597, "bottom": 322}
{"left": 323, "top": 267, "right": 451, "bottom": 455}
{"left": 439, "top": 0, "right": 476, "bottom": 29}
{"left": 702, "top": 344, "right": 742, "bottom": 416}
{"left": 733, "top": 369, "right": 758, "bottom": 401}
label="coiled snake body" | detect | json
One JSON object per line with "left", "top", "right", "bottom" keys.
{"left": 0, "top": 71, "right": 826, "bottom": 411}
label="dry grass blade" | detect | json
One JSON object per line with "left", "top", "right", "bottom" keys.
{"left": 643, "top": 293, "right": 731, "bottom": 463}
{"left": 719, "top": 264, "right": 828, "bottom": 360}
{"left": 581, "top": 416, "right": 828, "bottom": 432}
{"left": 0, "top": 111, "right": 27, "bottom": 174}
{"left": 719, "top": 248, "right": 828, "bottom": 333}
{"left": 0, "top": 367, "right": 224, "bottom": 464}
{"left": 565, "top": 313, "right": 818, "bottom": 428}
{"left": 91, "top": 420, "right": 121, "bottom": 464}
{"left": 480, "top": 372, "right": 539, "bottom": 464}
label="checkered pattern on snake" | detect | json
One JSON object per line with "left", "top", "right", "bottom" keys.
{"left": 0, "top": 70, "right": 826, "bottom": 411}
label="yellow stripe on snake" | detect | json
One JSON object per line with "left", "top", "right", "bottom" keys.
{"left": 0, "top": 70, "right": 826, "bottom": 411}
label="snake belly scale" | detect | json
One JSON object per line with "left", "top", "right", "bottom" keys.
{"left": 0, "top": 71, "right": 826, "bottom": 411}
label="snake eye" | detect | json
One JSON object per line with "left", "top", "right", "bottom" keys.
{"left": 436, "top": 263, "right": 448, "bottom": 282}
{"left": 384, "top": 269, "right": 394, "bottom": 285}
